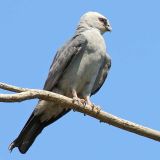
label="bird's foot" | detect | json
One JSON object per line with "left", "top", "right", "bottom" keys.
{"left": 72, "top": 89, "right": 86, "bottom": 108}
{"left": 91, "top": 104, "right": 101, "bottom": 114}
{"left": 72, "top": 97, "right": 85, "bottom": 105}
{"left": 72, "top": 97, "right": 86, "bottom": 112}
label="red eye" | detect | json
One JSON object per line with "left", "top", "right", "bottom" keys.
{"left": 98, "top": 17, "right": 107, "bottom": 26}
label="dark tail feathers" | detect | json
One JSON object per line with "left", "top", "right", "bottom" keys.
{"left": 8, "top": 108, "right": 70, "bottom": 154}
{"left": 8, "top": 113, "right": 44, "bottom": 154}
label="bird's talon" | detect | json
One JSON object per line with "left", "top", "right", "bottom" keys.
{"left": 72, "top": 97, "right": 86, "bottom": 106}
{"left": 83, "top": 101, "right": 87, "bottom": 107}
{"left": 96, "top": 105, "right": 101, "bottom": 114}
{"left": 72, "top": 97, "right": 80, "bottom": 105}
{"left": 91, "top": 104, "right": 101, "bottom": 114}
{"left": 91, "top": 105, "right": 94, "bottom": 110}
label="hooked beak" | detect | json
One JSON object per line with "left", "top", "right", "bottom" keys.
{"left": 106, "top": 25, "right": 112, "bottom": 32}
{"left": 105, "top": 20, "right": 112, "bottom": 32}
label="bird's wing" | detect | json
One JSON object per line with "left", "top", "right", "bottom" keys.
{"left": 8, "top": 34, "right": 88, "bottom": 154}
{"left": 43, "top": 34, "right": 88, "bottom": 91}
{"left": 91, "top": 55, "right": 111, "bottom": 95}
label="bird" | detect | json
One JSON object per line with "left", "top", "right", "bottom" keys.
{"left": 8, "top": 11, "right": 112, "bottom": 154}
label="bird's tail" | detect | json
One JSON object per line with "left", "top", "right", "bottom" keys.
{"left": 8, "top": 112, "right": 44, "bottom": 154}
{"left": 9, "top": 107, "right": 70, "bottom": 154}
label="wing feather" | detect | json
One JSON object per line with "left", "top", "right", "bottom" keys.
{"left": 91, "top": 55, "right": 111, "bottom": 95}
{"left": 43, "top": 34, "right": 88, "bottom": 91}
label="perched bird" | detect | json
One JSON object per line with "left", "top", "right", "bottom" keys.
{"left": 9, "top": 11, "right": 112, "bottom": 154}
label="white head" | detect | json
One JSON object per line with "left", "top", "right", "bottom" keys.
{"left": 77, "top": 11, "right": 112, "bottom": 34}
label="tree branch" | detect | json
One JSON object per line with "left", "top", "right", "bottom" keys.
{"left": 0, "top": 82, "right": 160, "bottom": 142}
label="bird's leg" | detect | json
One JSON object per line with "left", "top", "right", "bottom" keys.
{"left": 84, "top": 96, "right": 92, "bottom": 106}
{"left": 84, "top": 96, "right": 101, "bottom": 114}
{"left": 72, "top": 89, "right": 85, "bottom": 105}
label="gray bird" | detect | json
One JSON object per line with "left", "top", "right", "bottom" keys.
{"left": 9, "top": 11, "right": 112, "bottom": 154}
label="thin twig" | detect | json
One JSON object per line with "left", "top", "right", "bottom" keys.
{"left": 0, "top": 82, "right": 160, "bottom": 142}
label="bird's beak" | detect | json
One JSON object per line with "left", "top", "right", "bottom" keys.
{"left": 106, "top": 25, "right": 112, "bottom": 32}
{"left": 105, "top": 20, "right": 112, "bottom": 32}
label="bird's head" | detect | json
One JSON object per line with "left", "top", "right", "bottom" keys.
{"left": 78, "top": 11, "right": 112, "bottom": 34}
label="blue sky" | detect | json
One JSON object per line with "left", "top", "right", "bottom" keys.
{"left": 0, "top": 0, "right": 160, "bottom": 159}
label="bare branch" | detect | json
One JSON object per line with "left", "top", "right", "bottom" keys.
{"left": 0, "top": 82, "right": 160, "bottom": 142}
{"left": 0, "top": 82, "right": 29, "bottom": 92}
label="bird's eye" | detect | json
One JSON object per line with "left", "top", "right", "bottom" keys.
{"left": 98, "top": 17, "right": 107, "bottom": 26}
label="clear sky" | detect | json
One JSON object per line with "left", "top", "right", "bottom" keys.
{"left": 0, "top": 0, "right": 160, "bottom": 159}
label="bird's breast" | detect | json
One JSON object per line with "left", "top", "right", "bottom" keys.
{"left": 57, "top": 52, "right": 104, "bottom": 97}
{"left": 57, "top": 30, "right": 106, "bottom": 97}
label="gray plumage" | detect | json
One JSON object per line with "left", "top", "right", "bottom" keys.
{"left": 9, "top": 11, "right": 112, "bottom": 154}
